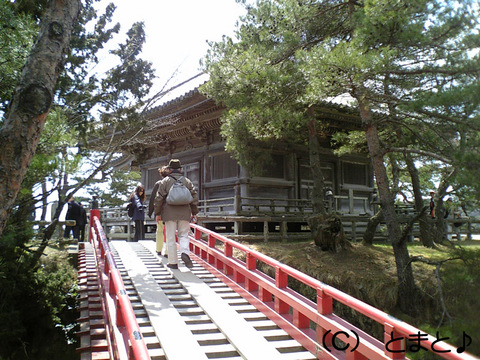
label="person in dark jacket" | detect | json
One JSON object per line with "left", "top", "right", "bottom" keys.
{"left": 91, "top": 195, "right": 99, "bottom": 209}
{"left": 129, "top": 184, "right": 146, "bottom": 242}
{"left": 64, "top": 197, "right": 82, "bottom": 239}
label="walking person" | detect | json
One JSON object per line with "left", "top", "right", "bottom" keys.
{"left": 149, "top": 165, "right": 169, "bottom": 256}
{"left": 154, "top": 159, "right": 198, "bottom": 269}
{"left": 64, "top": 197, "right": 82, "bottom": 239}
{"left": 129, "top": 184, "right": 146, "bottom": 242}
{"left": 91, "top": 195, "right": 99, "bottom": 209}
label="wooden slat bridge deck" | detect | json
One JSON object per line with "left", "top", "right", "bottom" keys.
{"left": 79, "top": 240, "right": 316, "bottom": 360}
{"left": 140, "top": 240, "right": 311, "bottom": 359}
{"left": 77, "top": 210, "right": 479, "bottom": 360}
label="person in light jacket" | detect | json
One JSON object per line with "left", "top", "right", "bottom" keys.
{"left": 129, "top": 184, "right": 146, "bottom": 242}
{"left": 154, "top": 159, "right": 198, "bottom": 269}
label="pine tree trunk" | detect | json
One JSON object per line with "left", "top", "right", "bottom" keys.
{"left": 306, "top": 110, "right": 351, "bottom": 251}
{"left": 434, "top": 199, "right": 448, "bottom": 242}
{"left": 404, "top": 154, "right": 435, "bottom": 247}
{"left": 432, "top": 172, "right": 456, "bottom": 243}
{"left": 362, "top": 209, "right": 383, "bottom": 245}
{"left": 40, "top": 181, "right": 48, "bottom": 221}
{"left": 0, "top": 0, "right": 81, "bottom": 237}
{"left": 307, "top": 112, "right": 325, "bottom": 215}
{"left": 357, "top": 93, "right": 419, "bottom": 315}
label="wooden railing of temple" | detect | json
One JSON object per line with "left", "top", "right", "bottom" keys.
{"left": 197, "top": 191, "right": 372, "bottom": 215}
{"left": 98, "top": 204, "right": 480, "bottom": 243}
{"left": 97, "top": 191, "right": 372, "bottom": 242}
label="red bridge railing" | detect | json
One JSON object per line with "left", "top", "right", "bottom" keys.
{"left": 189, "top": 223, "right": 478, "bottom": 360}
{"left": 89, "top": 209, "right": 150, "bottom": 360}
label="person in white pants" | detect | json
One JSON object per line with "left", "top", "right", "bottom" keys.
{"left": 164, "top": 220, "right": 194, "bottom": 267}
{"left": 148, "top": 165, "right": 169, "bottom": 256}
{"left": 154, "top": 159, "right": 199, "bottom": 269}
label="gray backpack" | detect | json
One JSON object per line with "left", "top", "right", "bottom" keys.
{"left": 166, "top": 176, "right": 193, "bottom": 205}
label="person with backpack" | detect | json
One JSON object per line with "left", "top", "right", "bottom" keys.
{"left": 148, "top": 165, "right": 169, "bottom": 257}
{"left": 129, "top": 184, "right": 146, "bottom": 242}
{"left": 154, "top": 159, "right": 198, "bottom": 269}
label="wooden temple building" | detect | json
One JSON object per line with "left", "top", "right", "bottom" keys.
{"left": 119, "top": 86, "right": 376, "bottom": 240}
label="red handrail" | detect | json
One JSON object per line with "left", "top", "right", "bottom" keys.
{"left": 189, "top": 223, "right": 478, "bottom": 360}
{"left": 89, "top": 210, "right": 150, "bottom": 360}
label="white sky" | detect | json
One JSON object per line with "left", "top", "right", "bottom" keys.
{"left": 95, "top": 0, "right": 247, "bottom": 104}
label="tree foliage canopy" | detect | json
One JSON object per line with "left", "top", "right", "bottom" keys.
{"left": 201, "top": 0, "right": 480, "bottom": 313}
{"left": 0, "top": 0, "right": 37, "bottom": 113}
{"left": 0, "top": 1, "right": 157, "bottom": 357}
{"left": 202, "top": 0, "right": 480, "bottom": 175}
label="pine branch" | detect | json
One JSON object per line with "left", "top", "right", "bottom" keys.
{"left": 386, "top": 147, "right": 451, "bottom": 163}
{"left": 408, "top": 255, "right": 462, "bottom": 327}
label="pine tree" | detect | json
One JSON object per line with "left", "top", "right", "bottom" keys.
{"left": 201, "top": 0, "right": 480, "bottom": 314}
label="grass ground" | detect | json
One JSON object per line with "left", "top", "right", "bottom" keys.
{"left": 248, "top": 239, "right": 480, "bottom": 358}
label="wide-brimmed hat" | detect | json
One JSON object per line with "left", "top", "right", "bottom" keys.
{"left": 168, "top": 159, "right": 182, "bottom": 169}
